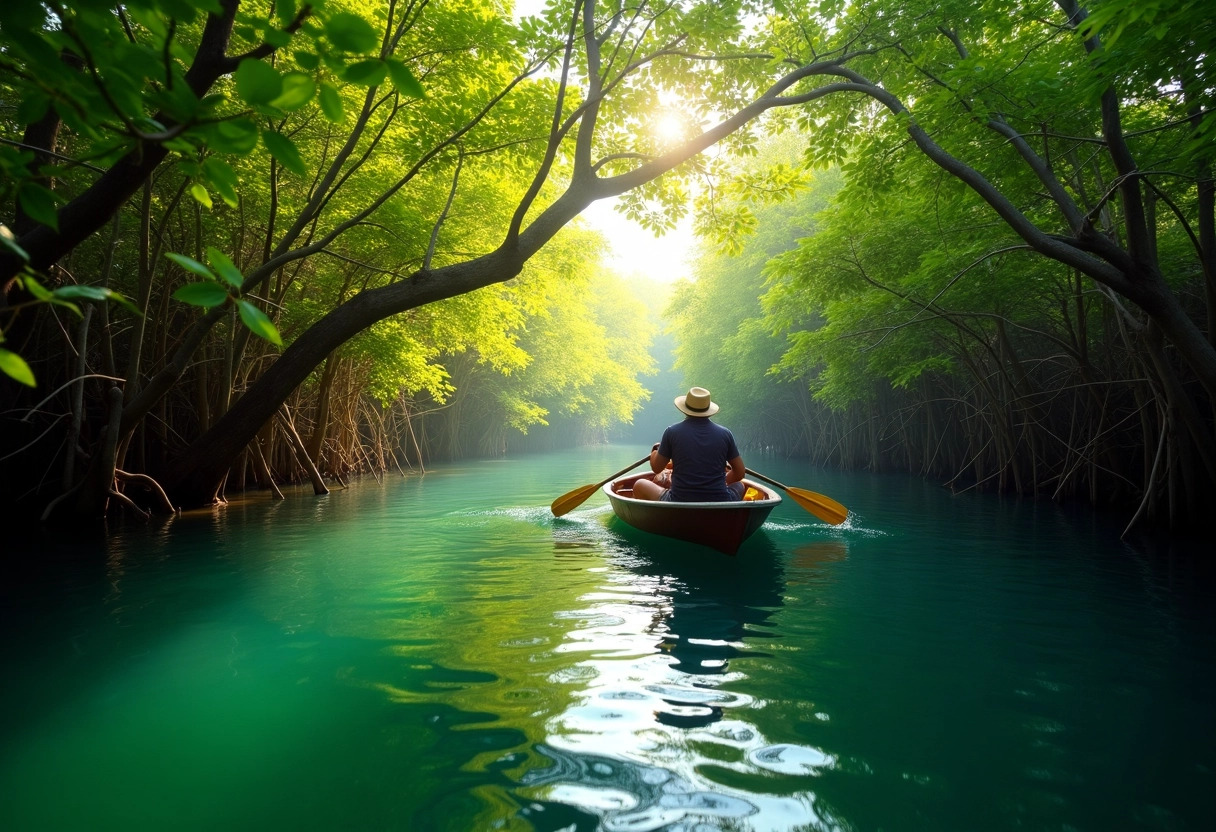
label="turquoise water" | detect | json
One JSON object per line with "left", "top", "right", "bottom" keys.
{"left": 1, "top": 446, "right": 1213, "bottom": 831}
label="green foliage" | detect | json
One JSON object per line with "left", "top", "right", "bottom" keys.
{"left": 324, "top": 11, "right": 381, "bottom": 54}
{"left": 354, "top": 319, "right": 456, "bottom": 406}
{"left": 166, "top": 250, "right": 282, "bottom": 345}
{"left": 235, "top": 58, "right": 284, "bottom": 106}
{"left": 164, "top": 252, "right": 215, "bottom": 281}
{"left": 2, "top": 0, "right": 1206, "bottom": 508}
{"left": 205, "top": 247, "right": 244, "bottom": 288}
{"left": 0, "top": 346, "right": 35, "bottom": 387}
{"left": 261, "top": 130, "right": 307, "bottom": 176}
{"left": 0, "top": 234, "right": 140, "bottom": 385}
{"left": 669, "top": 135, "right": 842, "bottom": 438}
{"left": 172, "top": 281, "right": 230, "bottom": 307}
{"left": 385, "top": 60, "right": 425, "bottom": 98}
{"left": 0, "top": 0, "right": 410, "bottom": 250}
{"left": 16, "top": 183, "right": 63, "bottom": 231}
{"left": 236, "top": 299, "right": 283, "bottom": 347}
{"left": 429, "top": 224, "right": 656, "bottom": 437}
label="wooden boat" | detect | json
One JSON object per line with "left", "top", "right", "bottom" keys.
{"left": 603, "top": 473, "right": 781, "bottom": 555}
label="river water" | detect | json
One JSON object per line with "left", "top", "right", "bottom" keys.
{"left": 1, "top": 446, "right": 1212, "bottom": 831}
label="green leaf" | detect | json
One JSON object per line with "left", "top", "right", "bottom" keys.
{"left": 106, "top": 290, "right": 143, "bottom": 316}
{"left": 262, "top": 130, "right": 307, "bottom": 176}
{"left": 343, "top": 59, "right": 387, "bottom": 87}
{"left": 17, "top": 183, "right": 62, "bottom": 232}
{"left": 275, "top": 0, "right": 298, "bottom": 27}
{"left": 386, "top": 59, "right": 424, "bottom": 98}
{"left": 21, "top": 273, "right": 53, "bottom": 302}
{"left": 270, "top": 72, "right": 315, "bottom": 111}
{"left": 189, "top": 183, "right": 213, "bottom": 209}
{"left": 319, "top": 82, "right": 344, "bottom": 123}
{"left": 153, "top": 74, "right": 202, "bottom": 122}
{"left": 53, "top": 285, "right": 111, "bottom": 302}
{"left": 166, "top": 252, "right": 216, "bottom": 280}
{"left": 76, "top": 286, "right": 141, "bottom": 316}
{"left": 0, "top": 348, "right": 36, "bottom": 387}
{"left": 263, "top": 27, "right": 293, "bottom": 49}
{"left": 160, "top": 0, "right": 202, "bottom": 20}
{"left": 205, "top": 246, "right": 244, "bottom": 288}
{"left": 52, "top": 284, "right": 142, "bottom": 316}
{"left": 235, "top": 59, "right": 283, "bottom": 106}
{"left": 294, "top": 51, "right": 320, "bottom": 71}
{"left": 205, "top": 118, "right": 260, "bottom": 154}
{"left": 202, "top": 157, "right": 239, "bottom": 208}
{"left": 236, "top": 299, "right": 283, "bottom": 346}
{"left": 164, "top": 137, "right": 198, "bottom": 155}
{"left": 173, "top": 282, "right": 231, "bottom": 308}
{"left": 49, "top": 298, "right": 83, "bottom": 316}
{"left": 0, "top": 225, "right": 29, "bottom": 262}
{"left": 325, "top": 11, "right": 380, "bottom": 53}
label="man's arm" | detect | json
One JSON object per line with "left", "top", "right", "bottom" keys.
{"left": 649, "top": 443, "right": 670, "bottom": 473}
{"left": 725, "top": 455, "right": 745, "bottom": 485}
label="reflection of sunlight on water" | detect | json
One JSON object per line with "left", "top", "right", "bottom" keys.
{"left": 546, "top": 783, "right": 639, "bottom": 811}
{"left": 521, "top": 744, "right": 841, "bottom": 832}
{"left": 514, "top": 538, "right": 846, "bottom": 832}
{"left": 439, "top": 493, "right": 854, "bottom": 828}
{"left": 748, "top": 743, "right": 837, "bottom": 775}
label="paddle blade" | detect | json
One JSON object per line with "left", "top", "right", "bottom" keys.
{"left": 550, "top": 483, "right": 600, "bottom": 517}
{"left": 786, "top": 487, "right": 849, "bottom": 525}
{"left": 551, "top": 455, "right": 651, "bottom": 517}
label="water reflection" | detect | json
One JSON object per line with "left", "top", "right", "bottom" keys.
{"left": 520, "top": 745, "right": 762, "bottom": 831}
{"left": 7, "top": 453, "right": 1211, "bottom": 831}
{"left": 519, "top": 531, "right": 842, "bottom": 831}
{"left": 790, "top": 540, "right": 849, "bottom": 570}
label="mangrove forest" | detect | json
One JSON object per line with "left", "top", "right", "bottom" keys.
{"left": 1, "top": 0, "right": 1213, "bottom": 535}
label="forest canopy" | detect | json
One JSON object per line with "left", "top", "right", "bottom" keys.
{"left": 1, "top": 0, "right": 1212, "bottom": 529}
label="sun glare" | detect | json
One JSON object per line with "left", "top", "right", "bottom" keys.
{"left": 654, "top": 113, "right": 684, "bottom": 143}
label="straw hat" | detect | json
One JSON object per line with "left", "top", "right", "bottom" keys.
{"left": 674, "top": 386, "right": 719, "bottom": 417}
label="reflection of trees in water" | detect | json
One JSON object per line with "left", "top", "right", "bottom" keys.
{"left": 511, "top": 534, "right": 845, "bottom": 830}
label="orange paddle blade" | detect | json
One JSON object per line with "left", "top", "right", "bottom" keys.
{"left": 784, "top": 486, "right": 849, "bottom": 525}
{"left": 745, "top": 468, "right": 848, "bottom": 526}
{"left": 551, "top": 484, "right": 602, "bottom": 517}
{"left": 551, "top": 455, "right": 651, "bottom": 517}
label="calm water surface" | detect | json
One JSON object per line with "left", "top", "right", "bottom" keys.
{"left": 1, "top": 446, "right": 1213, "bottom": 831}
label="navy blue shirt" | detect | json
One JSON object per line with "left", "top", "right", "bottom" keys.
{"left": 657, "top": 417, "right": 741, "bottom": 502}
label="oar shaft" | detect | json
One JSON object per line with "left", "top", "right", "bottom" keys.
{"left": 599, "top": 455, "right": 654, "bottom": 489}
{"left": 744, "top": 468, "right": 788, "bottom": 490}
{"left": 550, "top": 455, "right": 652, "bottom": 516}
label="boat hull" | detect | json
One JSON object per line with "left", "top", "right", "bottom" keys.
{"left": 603, "top": 474, "right": 781, "bottom": 555}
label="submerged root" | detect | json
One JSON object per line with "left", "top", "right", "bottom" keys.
{"left": 107, "top": 488, "right": 149, "bottom": 520}
{"left": 116, "top": 469, "right": 179, "bottom": 515}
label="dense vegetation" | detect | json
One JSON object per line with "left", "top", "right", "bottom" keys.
{"left": 669, "top": 0, "right": 1213, "bottom": 533}
{"left": 1, "top": 0, "right": 1211, "bottom": 532}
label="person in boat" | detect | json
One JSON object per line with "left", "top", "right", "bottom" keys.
{"left": 632, "top": 386, "right": 746, "bottom": 502}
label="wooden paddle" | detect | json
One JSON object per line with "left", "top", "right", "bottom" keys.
{"left": 551, "top": 455, "right": 651, "bottom": 517}
{"left": 745, "top": 468, "right": 849, "bottom": 525}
